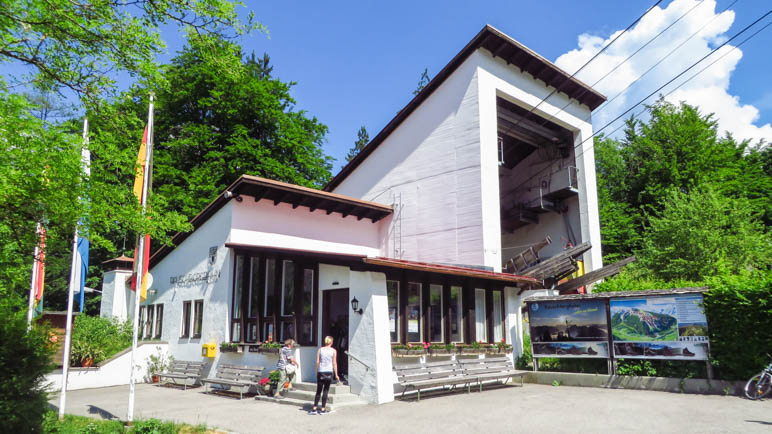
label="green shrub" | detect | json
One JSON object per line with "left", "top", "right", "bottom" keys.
{"left": 42, "top": 411, "right": 211, "bottom": 433}
{"left": 516, "top": 334, "right": 532, "bottom": 369}
{"left": 703, "top": 272, "right": 772, "bottom": 380}
{"left": 70, "top": 315, "right": 132, "bottom": 366}
{"left": 0, "top": 299, "right": 55, "bottom": 433}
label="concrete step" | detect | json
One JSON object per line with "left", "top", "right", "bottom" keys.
{"left": 291, "top": 381, "right": 350, "bottom": 394}
{"left": 254, "top": 394, "right": 366, "bottom": 411}
{"left": 284, "top": 389, "right": 363, "bottom": 404}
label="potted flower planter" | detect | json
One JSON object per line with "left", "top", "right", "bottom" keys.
{"left": 81, "top": 357, "right": 94, "bottom": 368}
{"left": 151, "top": 375, "right": 160, "bottom": 383}
{"left": 259, "top": 347, "right": 280, "bottom": 354}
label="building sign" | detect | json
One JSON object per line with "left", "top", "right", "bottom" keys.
{"left": 610, "top": 294, "right": 709, "bottom": 360}
{"left": 528, "top": 299, "right": 609, "bottom": 358}
{"left": 170, "top": 270, "right": 221, "bottom": 287}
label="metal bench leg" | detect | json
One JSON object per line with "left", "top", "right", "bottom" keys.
{"left": 417, "top": 388, "right": 421, "bottom": 402}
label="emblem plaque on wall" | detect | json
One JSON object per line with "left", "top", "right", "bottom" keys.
{"left": 209, "top": 246, "right": 218, "bottom": 266}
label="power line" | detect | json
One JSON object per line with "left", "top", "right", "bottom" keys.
{"left": 536, "top": 0, "right": 709, "bottom": 129}
{"left": 589, "top": 17, "right": 772, "bottom": 151}
{"left": 576, "top": 9, "right": 771, "bottom": 153}
{"left": 574, "top": 10, "right": 772, "bottom": 166}
{"left": 498, "top": 0, "right": 663, "bottom": 140}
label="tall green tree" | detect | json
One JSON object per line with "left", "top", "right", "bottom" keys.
{"left": 594, "top": 100, "right": 771, "bottom": 263}
{"left": 345, "top": 126, "right": 369, "bottom": 163}
{"left": 96, "top": 35, "right": 334, "bottom": 222}
{"left": 0, "top": 0, "right": 259, "bottom": 99}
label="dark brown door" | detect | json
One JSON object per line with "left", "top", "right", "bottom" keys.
{"left": 322, "top": 288, "right": 349, "bottom": 378}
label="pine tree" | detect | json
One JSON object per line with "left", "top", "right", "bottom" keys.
{"left": 345, "top": 126, "right": 370, "bottom": 163}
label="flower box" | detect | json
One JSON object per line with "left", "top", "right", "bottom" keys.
{"left": 258, "top": 347, "right": 280, "bottom": 354}
{"left": 428, "top": 349, "right": 452, "bottom": 356}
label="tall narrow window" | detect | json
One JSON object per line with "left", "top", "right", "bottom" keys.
{"left": 302, "top": 269, "right": 313, "bottom": 316}
{"left": 246, "top": 257, "right": 260, "bottom": 342}
{"left": 493, "top": 291, "right": 503, "bottom": 342}
{"left": 475, "top": 288, "right": 487, "bottom": 342}
{"left": 263, "top": 258, "right": 276, "bottom": 341}
{"left": 429, "top": 284, "right": 443, "bottom": 342}
{"left": 154, "top": 304, "right": 163, "bottom": 339}
{"left": 145, "top": 305, "right": 154, "bottom": 340}
{"left": 193, "top": 300, "right": 204, "bottom": 338}
{"left": 281, "top": 260, "right": 295, "bottom": 316}
{"left": 231, "top": 255, "right": 245, "bottom": 342}
{"left": 450, "top": 286, "right": 463, "bottom": 342}
{"left": 387, "top": 280, "right": 399, "bottom": 342}
{"left": 297, "top": 267, "right": 314, "bottom": 345}
{"left": 181, "top": 301, "right": 191, "bottom": 338}
{"left": 139, "top": 306, "right": 147, "bottom": 339}
{"left": 407, "top": 282, "right": 422, "bottom": 342}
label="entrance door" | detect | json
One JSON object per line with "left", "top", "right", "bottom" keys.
{"left": 322, "top": 288, "right": 349, "bottom": 379}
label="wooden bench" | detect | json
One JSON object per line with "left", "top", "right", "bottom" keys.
{"left": 200, "top": 363, "right": 264, "bottom": 399}
{"left": 394, "top": 360, "right": 473, "bottom": 401}
{"left": 157, "top": 360, "right": 207, "bottom": 390}
{"left": 458, "top": 356, "right": 528, "bottom": 392}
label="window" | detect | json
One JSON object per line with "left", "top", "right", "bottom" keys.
{"left": 492, "top": 290, "right": 503, "bottom": 342}
{"left": 231, "top": 255, "right": 245, "bottom": 342}
{"left": 145, "top": 304, "right": 154, "bottom": 340}
{"left": 181, "top": 301, "right": 191, "bottom": 338}
{"left": 193, "top": 300, "right": 203, "bottom": 338}
{"left": 475, "top": 288, "right": 487, "bottom": 342}
{"left": 154, "top": 304, "right": 163, "bottom": 339}
{"left": 138, "top": 306, "right": 146, "bottom": 339}
{"left": 449, "top": 286, "right": 463, "bottom": 342}
{"left": 387, "top": 280, "right": 399, "bottom": 342}
{"left": 231, "top": 253, "right": 317, "bottom": 346}
{"left": 281, "top": 260, "right": 295, "bottom": 316}
{"left": 407, "top": 282, "right": 422, "bottom": 342}
{"left": 296, "top": 268, "right": 315, "bottom": 345}
{"left": 429, "top": 284, "right": 443, "bottom": 342}
{"left": 263, "top": 258, "right": 276, "bottom": 341}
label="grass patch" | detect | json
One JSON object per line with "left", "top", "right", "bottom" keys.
{"left": 42, "top": 411, "right": 218, "bottom": 433}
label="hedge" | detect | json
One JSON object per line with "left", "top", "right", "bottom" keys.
{"left": 703, "top": 272, "right": 772, "bottom": 380}
{"left": 0, "top": 300, "right": 55, "bottom": 433}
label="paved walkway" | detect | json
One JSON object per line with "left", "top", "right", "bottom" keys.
{"left": 50, "top": 383, "right": 772, "bottom": 433}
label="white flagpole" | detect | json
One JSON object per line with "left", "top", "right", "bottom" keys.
{"left": 26, "top": 223, "right": 42, "bottom": 328}
{"left": 58, "top": 118, "right": 88, "bottom": 419}
{"left": 128, "top": 95, "right": 154, "bottom": 423}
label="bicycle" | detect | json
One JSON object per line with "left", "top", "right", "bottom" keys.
{"left": 744, "top": 354, "right": 772, "bottom": 400}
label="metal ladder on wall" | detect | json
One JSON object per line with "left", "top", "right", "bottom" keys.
{"left": 392, "top": 192, "right": 403, "bottom": 259}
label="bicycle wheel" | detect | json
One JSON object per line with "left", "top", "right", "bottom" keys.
{"left": 744, "top": 373, "right": 772, "bottom": 400}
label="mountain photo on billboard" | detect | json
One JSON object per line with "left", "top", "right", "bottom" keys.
{"left": 529, "top": 300, "right": 607, "bottom": 342}
{"left": 611, "top": 299, "right": 677, "bottom": 341}
{"left": 678, "top": 322, "right": 708, "bottom": 337}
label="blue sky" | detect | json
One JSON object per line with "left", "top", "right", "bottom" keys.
{"left": 3, "top": 1, "right": 770, "bottom": 172}
{"left": 227, "top": 0, "right": 772, "bottom": 171}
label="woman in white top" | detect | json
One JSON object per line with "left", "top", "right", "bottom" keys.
{"left": 311, "top": 336, "right": 339, "bottom": 414}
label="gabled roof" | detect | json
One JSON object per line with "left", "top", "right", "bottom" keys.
{"left": 325, "top": 24, "right": 606, "bottom": 192}
{"left": 149, "top": 175, "right": 392, "bottom": 267}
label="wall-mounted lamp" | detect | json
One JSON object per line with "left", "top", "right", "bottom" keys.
{"left": 224, "top": 191, "right": 243, "bottom": 202}
{"left": 351, "top": 297, "right": 363, "bottom": 315}
{"left": 148, "top": 289, "right": 157, "bottom": 296}
{"left": 332, "top": 281, "right": 339, "bottom": 286}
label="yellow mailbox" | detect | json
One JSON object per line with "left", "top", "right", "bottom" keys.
{"left": 202, "top": 343, "right": 216, "bottom": 358}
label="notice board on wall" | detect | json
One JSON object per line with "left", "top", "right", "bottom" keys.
{"left": 527, "top": 291, "right": 709, "bottom": 361}
{"left": 528, "top": 299, "right": 609, "bottom": 358}
{"left": 610, "top": 294, "right": 709, "bottom": 360}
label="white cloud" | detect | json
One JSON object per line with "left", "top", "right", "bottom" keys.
{"left": 555, "top": 0, "right": 772, "bottom": 144}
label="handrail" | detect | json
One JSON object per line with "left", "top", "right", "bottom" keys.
{"left": 344, "top": 351, "right": 371, "bottom": 372}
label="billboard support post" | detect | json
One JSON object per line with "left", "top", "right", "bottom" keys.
{"left": 605, "top": 299, "right": 615, "bottom": 375}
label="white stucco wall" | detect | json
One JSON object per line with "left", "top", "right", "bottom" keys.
{"left": 332, "top": 48, "right": 603, "bottom": 273}
{"left": 348, "top": 270, "right": 394, "bottom": 404}
{"left": 231, "top": 200, "right": 384, "bottom": 257}
{"left": 46, "top": 343, "right": 168, "bottom": 391}
{"left": 332, "top": 53, "right": 485, "bottom": 267}
{"left": 100, "top": 269, "right": 133, "bottom": 321}
{"left": 476, "top": 49, "right": 603, "bottom": 272}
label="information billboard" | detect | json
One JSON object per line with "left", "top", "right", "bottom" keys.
{"left": 528, "top": 299, "right": 609, "bottom": 358}
{"left": 610, "top": 294, "right": 709, "bottom": 360}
